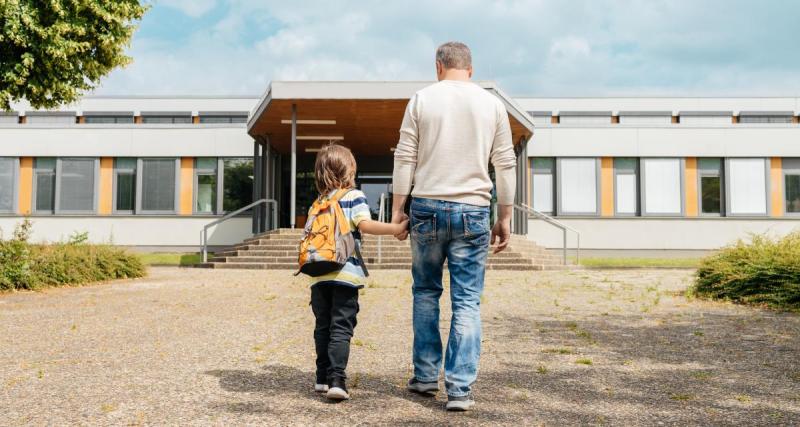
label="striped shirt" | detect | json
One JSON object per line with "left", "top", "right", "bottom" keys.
{"left": 309, "top": 189, "right": 372, "bottom": 288}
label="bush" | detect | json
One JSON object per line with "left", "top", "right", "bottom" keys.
{"left": 693, "top": 231, "right": 800, "bottom": 311}
{"left": 0, "top": 220, "right": 145, "bottom": 291}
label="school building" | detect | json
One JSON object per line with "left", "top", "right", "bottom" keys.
{"left": 0, "top": 82, "right": 798, "bottom": 256}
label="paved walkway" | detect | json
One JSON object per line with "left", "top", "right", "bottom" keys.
{"left": 1, "top": 267, "right": 798, "bottom": 425}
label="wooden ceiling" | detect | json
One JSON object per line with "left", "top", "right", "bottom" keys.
{"left": 249, "top": 99, "right": 533, "bottom": 155}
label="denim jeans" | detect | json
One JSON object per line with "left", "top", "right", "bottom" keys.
{"left": 409, "top": 197, "right": 490, "bottom": 397}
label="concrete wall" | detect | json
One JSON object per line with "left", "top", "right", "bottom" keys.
{"left": 0, "top": 216, "right": 253, "bottom": 248}
{"left": 527, "top": 217, "right": 800, "bottom": 250}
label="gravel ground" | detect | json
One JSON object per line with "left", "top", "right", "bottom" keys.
{"left": 1, "top": 267, "right": 799, "bottom": 426}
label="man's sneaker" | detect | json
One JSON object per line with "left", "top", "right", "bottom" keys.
{"left": 326, "top": 378, "right": 349, "bottom": 400}
{"left": 407, "top": 378, "right": 439, "bottom": 394}
{"left": 314, "top": 383, "right": 329, "bottom": 393}
{"left": 446, "top": 394, "right": 475, "bottom": 412}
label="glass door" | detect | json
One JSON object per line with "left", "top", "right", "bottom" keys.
{"left": 358, "top": 174, "right": 392, "bottom": 220}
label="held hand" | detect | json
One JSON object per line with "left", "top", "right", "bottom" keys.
{"left": 391, "top": 211, "right": 409, "bottom": 241}
{"left": 490, "top": 219, "right": 511, "bottom": 254}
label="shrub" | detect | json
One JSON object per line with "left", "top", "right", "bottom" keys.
{"left": 0, "top": 220, "right": 145, "bottom": 291}
{"left": 693, "top": 232, "right": 800, "bottom": 311}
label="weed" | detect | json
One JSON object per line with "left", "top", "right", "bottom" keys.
{"left": 693, "top": 330, "right": 704, "bottom": 337}
{"left": 536, "top": 365, "right": 548, "bottom": 374}
{"left": 670, "top": 393, "right": 694, "bottom": 401}
{"left": 542, "top": 347, "right": 575, "bottom": 355}
{"left": 575, "top": 358, "right": 593, "bottom": 365}
{"left": 735, "top": 394, "right": 752, "bottom": 403}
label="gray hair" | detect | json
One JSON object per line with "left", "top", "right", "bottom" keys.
{"left": 436, "top": 41, "right": 472, "bottom": 70}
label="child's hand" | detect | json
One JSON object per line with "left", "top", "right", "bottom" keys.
{"left": 395, "top": 218, "right": 409, "bottom": 234}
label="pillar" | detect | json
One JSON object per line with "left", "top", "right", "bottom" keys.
{"left": 290, "top": 104, "right": 297, "bottom": 228}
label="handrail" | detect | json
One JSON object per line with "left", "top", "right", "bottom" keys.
{"left": 202, "top": 199, "right": 278, "bottom": 263}
{"left": 513, "top": 203, "right": 580, "bottom": 265}
{"left": 377, "top": 193, "right": 386, "bottom": 264}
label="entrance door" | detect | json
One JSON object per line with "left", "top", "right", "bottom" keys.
{"left": 358, "top": 174, "right": 392, "bottom": 221}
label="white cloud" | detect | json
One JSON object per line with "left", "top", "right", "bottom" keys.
{"left": 159, "top": 0, "right": 217, "bottom": 18}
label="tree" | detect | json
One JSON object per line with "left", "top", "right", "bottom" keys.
{"left": 0, "top": 0, "right": 147, "bottom": 110}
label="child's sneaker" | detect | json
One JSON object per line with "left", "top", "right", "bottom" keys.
{"left": 407, "top": 377, "right": 439, "bottom": 394}
{"left": 446, "top": 394, "right": 475, "bottom": 411}
{"left": 326, "top": 378, "right": 350, "bottom": 400}
{"left": 314, "top": 383, "right": 329, "bottom": 393}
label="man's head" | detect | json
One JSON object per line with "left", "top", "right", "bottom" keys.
{"left": 435, "top": 41, "right": 473, "bottom": 81}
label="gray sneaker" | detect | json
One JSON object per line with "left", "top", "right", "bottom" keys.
{"left": 407, "top": 378, "right": 439, "bottom": 394}
{"left": 446, "top": 394, "right": 475, "bottom": 411}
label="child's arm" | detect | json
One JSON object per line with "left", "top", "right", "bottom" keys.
{"left": 357, "top": 218, "right": 408, "bottom": 236}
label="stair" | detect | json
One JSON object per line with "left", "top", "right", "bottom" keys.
{"left": 200, "top": 228, "right": 575, "bottom": 271}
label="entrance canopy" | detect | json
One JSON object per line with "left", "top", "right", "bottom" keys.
{"left": 247, "top": 81, "right": 535, "bottom": 155}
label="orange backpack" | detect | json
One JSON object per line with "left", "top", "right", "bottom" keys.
{"left": 296, "top": 189, "right": 368, "bottom": 277}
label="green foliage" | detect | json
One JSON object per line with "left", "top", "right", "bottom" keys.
{"left": 0, "top": 0, "right": 148, "bottom": 110}
{"left": 0, "top": 219, "right": 145, "bottom": 291}
{"left": 579, "top": 257, "right": 701, "bottom": 268}
{"left": 138, "top": 252, "right": 202, "bottom": 266}
{"left": 693, "top": 232, "right": 800, "bottom": 311}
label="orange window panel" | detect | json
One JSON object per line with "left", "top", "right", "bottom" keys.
{"left": 179, "top": 158, "right": 194, "bottom": 215}
{"left": 684, "top": 158, "right": 698, "bottom": 217}
{"left": 18, "top": 157, "right": 33, "bottom": 214}
{"left": 98, "top": 158, "right": 114, "bottom": 214}
{"left": 600, "top": 158, "right": 614, "bottom": 216}
{"left": 771, "top": 158, "right": 784, "bottom": 217}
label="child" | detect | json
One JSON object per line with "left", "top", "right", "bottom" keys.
{"left": 307, "top": 144, "right": 407, "bottom": 401}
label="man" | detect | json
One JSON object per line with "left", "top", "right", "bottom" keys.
{"left": 391, "top": 41, "right": 516, "bottom": 411}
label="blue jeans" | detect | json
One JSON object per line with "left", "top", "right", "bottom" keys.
{"left": 409, "top": 197, "right": 490, "bottom": 397}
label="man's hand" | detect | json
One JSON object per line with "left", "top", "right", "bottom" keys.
{"left": 491, "top": 204, "right": 513, "bottom": 254}
{"left": 391, "top": 210, "right": 409, "bottom": 241}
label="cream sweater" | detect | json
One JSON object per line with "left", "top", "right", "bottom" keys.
{"left": 392, "top": 80, "right": 517, "bottom": 207}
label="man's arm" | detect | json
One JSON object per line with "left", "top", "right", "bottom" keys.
{"left": 391, "top": 95, "right": 419, "bottom": 241}
{"left": 490, "top": 105, "right": 516, "bottom": 253}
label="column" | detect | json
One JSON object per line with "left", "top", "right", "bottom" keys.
{"left": 290, "top": 104, "right": 297, "bottom": 228}
{"left": 252, "top": 139, "right": 261, "bottom": 233}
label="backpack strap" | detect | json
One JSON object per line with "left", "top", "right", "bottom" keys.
{"left": 336, "top": 188, "right": 369, "bottom": 277}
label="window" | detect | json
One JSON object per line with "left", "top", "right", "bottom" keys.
{"left": 530, "top": 158, "right": 554, "bottom": 214}
{"left": 141, "top": 114, "right": 192, "bottom": 124}
{"left": 57, "top": 158, "right": 97, "bottom": 212}
{"left": 0, "top": 114, "right": 19, "bottom": 125}
{"left": 726, "top": 158, "right": 768, "bottom": 216}
{"left": 558, "top": 158, "right": 598, "bottom": 215}
{"left": 559, "top": 113, "right": 612, "bottom": 126}
{"left": 199, "top": 115, "right": 248, "bottom": 124}
{"left": 195, "top": 158, "right": 220, "bottom": 214}
{"left": 614, "top": 158, "right": 638, "bottom": 215}
{"left": 739, "top": 114, "right": 793, "bottom": 124}
{"left": 223, "top": 158, "right": 254, "bottom": 212}
{"left": 642, "top": 158, "right": 683, "bottom": 215}
{"left": 138, "top": 159, "right": 178, "bottom": 213}
{"left": 114, "top": 158, "right": 137, "bottom": 213}
{"left": 679, "top": 113, "right": 732, "bottom": 125}
{"left": 33, "top": 158, "right": 56, "bottom": 213}
{"left": 26, "top": 113, "right": 76, "bottom": 125}
{"left": 784, "top": 158, "right": 800, "bottom": 214}
{"left": 0, "top": 158, "right": 17, "bottom": 212}
{"left": 84, "top": 115, "right": 135, "bottom": 124}
{"left": 618, "top": 114, "right": 672, "bottom": 125}
{"left": 526, "top": 111, "right": 552, "bottom": 127}
{"left": 698, "top": 158, "right": 724, "bottom": 215}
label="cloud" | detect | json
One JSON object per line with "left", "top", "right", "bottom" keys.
{"left": 96, "top": 0, "right": 800, "bottom": 97}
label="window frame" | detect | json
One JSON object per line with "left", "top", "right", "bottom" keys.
{"left": 724, "top": 158, "right": 771, "bottom": 217}
{"left": 193, "top": 158, "right": 223, "bottom": 215}
{"left": 0, "top": 157, "right": 19, "bottom": 214}
{"left": 530, "top": 158, "right": 556, "bottom": 215}
{"left": 221, "top": 157, "right": 255, "bottom": 215}
{"left": 556, "top": 157, "right": 601, "bottom": 217}
{"left": 640, "top": 158, "right": 686, "bottom": 217}
{"left": 613, "top": 158, "right": 639, "bottom": 216}
{"left": 54, "top": 158, "right": 100, "bottom": 214}
{"left": 112, "top": 158, "right": 138, "bottom": 215}
{"left": 697, "top": 158, "right": 725, "bottom": 217}
{"left": 783, "top": 158, "right": 800, "bottom": 217}
{"left": 136, "top": 158, "right": 180, "bottom": 215}
{"left": 32, "top": 158, "right": 56, "bottom": 214}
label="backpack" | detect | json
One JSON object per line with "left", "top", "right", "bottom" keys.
{"left": 296, "top": 189, "right": 369, "bottom": 277}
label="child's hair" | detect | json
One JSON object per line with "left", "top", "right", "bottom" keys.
{"left": 314, "top": 143, "right": 357, "bottom": 195}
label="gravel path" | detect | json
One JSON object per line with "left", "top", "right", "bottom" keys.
{"left": 1, "top": 267, "right": 798, "bottom": 426}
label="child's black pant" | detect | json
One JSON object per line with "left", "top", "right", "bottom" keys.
{"left": 311, "top": 283, "right": 359, "bottom": 384}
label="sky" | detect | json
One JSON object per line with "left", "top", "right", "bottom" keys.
{"left": 96, "top": 0, "right": 800, "bottom": 98}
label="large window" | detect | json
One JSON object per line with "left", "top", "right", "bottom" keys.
{"left": 559, "top": 113, "right": 612, "bottom": 126}
{"left": 33, "top": 158, "right": 56, "bottom": 213}
{"left": 739, "top": 114, "right": 793, "bottom": 124}
{"left": 84, "top": 114, "right": 135, "bottom": 124}
{"left": 614, "top": 158, "right": 638, "bottom": 215}
{"left": 195, "top": 158, "right": 220, "bottom": 214}
{"left": 679, "top": 114, "right": 732, "bottom": 125}
{"left": 530, "top": 158, "right": 554, "bottom": 214}
{"left": 26, "top": 113, "right": 76, "bottom": 125}
{"left": 726, "top": 158, "right": 768, "bottom": 216}
{"left": 618, "top": 113, "right": 672, "bottom": 125}
{"left": 784, "top": 158, "right": 800, "bottom": 215}
{"left": 199, "top": 114, "right": 248, "bottom": 124}
{"left": 114, "top": 158, "right": 137, "bottom": 213}
{"left": 698, "top": 158, "right": 724, "bottom": 215}
{"left": 138, "top": 159, "right": 178, "bottom": 213}
{"left": 141, "top": 114, "right": 192, "bottom": 124}
{"left": 558, "top": 158, "right": 598, "bottom": 215}
{"left": 223, "top": 158, "right": 254, "bottom": 212}
{"left": 642, "top": 158, "right": 683, "bottom": 215}
{"left": 58, "top": 159, "right": 97, "bottom": 212}
{"left": 0, "top": 158, "right": 17, "bottom": 212}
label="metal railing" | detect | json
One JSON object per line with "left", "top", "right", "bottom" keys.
{"left": 202, "top": 199, "right": 278, "bottom": 263}
{"left": 514, "top": 203, "right": 580, "bottom": 265}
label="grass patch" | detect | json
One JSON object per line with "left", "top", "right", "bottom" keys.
{"left": 580, "top": 257, "right": 701, "bottom": 269}
{"left": 575, "top": 358, "right": 593, "bottom": 365}
{"left": 138, "top": 252, "right": 202, "bottom": 266}
{"left": 536, "top": 365, "right": 548, "bottom": 374}
{"left": 670, "top": 393, "right": 694, "bottom": 401}
{"left": 693, "top": 232, "right": 800, "bottom": 311}
{"left": 542, "top": 347, "right": 575, "bottom": 355}
{"left": 0, "top": 220, "right": 145, "bottom": 291}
